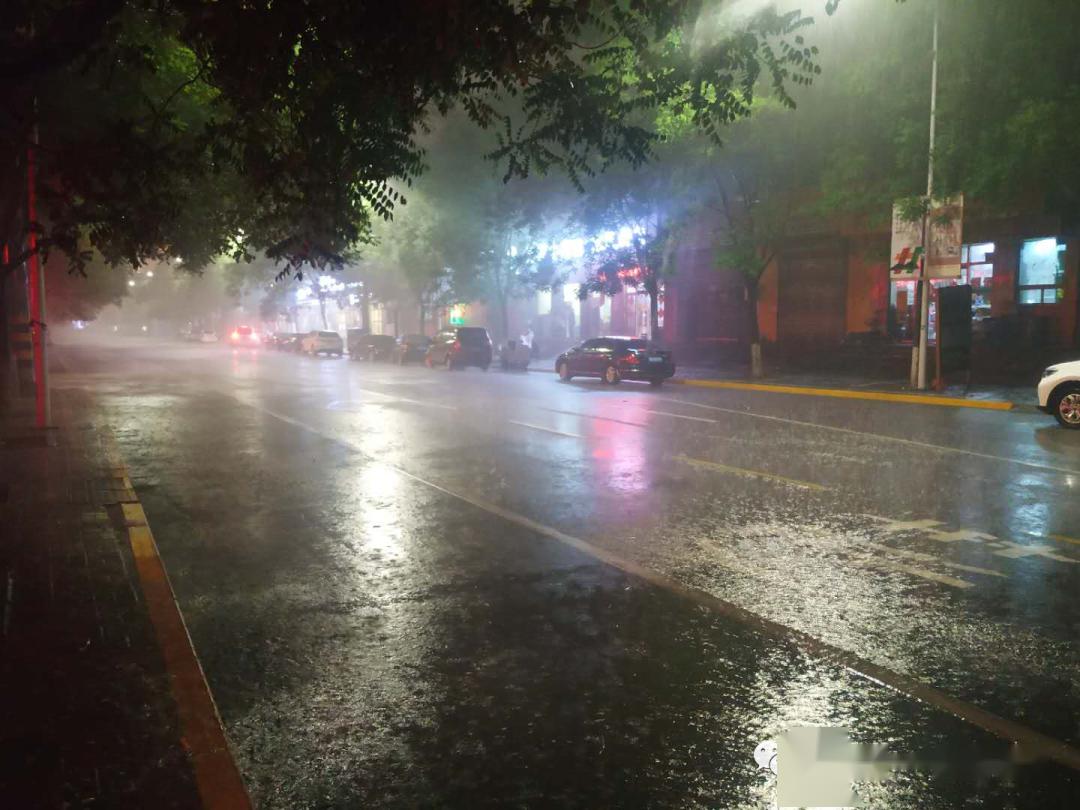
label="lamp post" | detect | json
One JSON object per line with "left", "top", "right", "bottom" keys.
{"left": 912, "top": 1, "right": 940, "bottom": 390}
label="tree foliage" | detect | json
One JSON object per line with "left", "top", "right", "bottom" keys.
{"left": 1, "top": 0, "right": 821, "bottom": 284}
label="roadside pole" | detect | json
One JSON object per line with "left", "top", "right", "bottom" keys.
{"left": 915, "top": 0, "right": 940, "bottom": 391}
{"left": 26, "top": 120, "right": 51, "bottom": 427}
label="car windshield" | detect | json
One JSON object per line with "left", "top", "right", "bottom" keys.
{"left": 24, "top": 4, "right": 1080, "bottom": 809}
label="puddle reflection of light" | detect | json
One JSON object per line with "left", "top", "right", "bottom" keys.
{"left": 353, "top": 464, "right": 405, "bottom": 561}
{"left": 588, "top": 398, "right": 651, "bottom": 494}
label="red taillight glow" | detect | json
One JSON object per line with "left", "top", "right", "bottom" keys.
{"left": 231, "top": 330, "right": 240, "bottom": 339}
{"left": 249, "top": 333, "right": 260, "bottom": 342}
{"left": 625, "top": 353, "right": 640, "bottom": 364}
{"left": 451, "top": 340, "right": 461, "bottom": 351}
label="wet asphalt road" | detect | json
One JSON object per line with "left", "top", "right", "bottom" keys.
{"left": 52, "top": 338, "right": 1080, "bottom": 808}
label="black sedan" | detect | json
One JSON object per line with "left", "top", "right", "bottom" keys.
{"left": 555, "top": 337, "right": 675, "bottom": 386}
{"left": 393, "top": 334, "right": 432, "bottom": 365}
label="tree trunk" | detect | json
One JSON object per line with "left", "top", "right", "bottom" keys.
{"left": 418, "top": 296, "right": 426, "bottom": 335}
{"left": 360, "top": 286, "right": 370, "bottom": 333}
{"left": 318, "top": 294, "right": 328, "bottom": 330}
{"left": 648, "top": 289, "right": 659, "bottom": 341}
{"left": 746, "top": 280, "right": 763, "bottom": 379}
{"left": 499, "top": 295, "right": 510, "bottom": 344}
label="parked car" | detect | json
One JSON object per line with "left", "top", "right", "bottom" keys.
{"left": 301, "top": 330, "right": 344, "bottom": 356}
{"left": 199, "top": 330, "right": 219, "bottom": 343}
{"left": 498, "top": 339, "right": 531, "bottom": 371}
{"left": 267, "top": 331, "right": 299, "bottom": 350}
{"left": 280, "top": 333, "right": 304, "bottom": 352}
{"left": 1038, "top": 359, "right": 1080, "bottom": 429}
{"left": 347, "top": 331, "right": 396, "bottom": 361}
{"left": 425, "top": 327, "right": 492, "bottom": 370}
{"left": 555, "top": 337, "right": 675, "bottom": 386}
{"left": 228, "top": 325, "right": 261, "bottom": 346}
{"left": 393, "top": 334, "right": 432, "bottom": 365}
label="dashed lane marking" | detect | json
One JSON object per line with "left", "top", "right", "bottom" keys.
{"left": 507, "top": 420, "right": 584, "bottom": 439}
{"left": 870, "top": 543, "right": 1007, "bottom": 579}
{"left": 237, "top": 397, "right": 1080, "bottom": 772}
{"left": 647, "top": 409, "right": 718, "bottom": 425}
{"left": 672, "top": 453, "right": 829, "bottom": 492}
{"left": 540, "top": 407, "right": 648, "bottom": 429}
{"left": 653, "top": 396, "right": 1080, "bottom": 477}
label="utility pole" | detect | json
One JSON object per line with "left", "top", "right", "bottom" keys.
{"left": 913, "top": 1, "right": 939, "bottom": 390}
{"left": 26, "top": 119, "right": 51, "bottom": 427}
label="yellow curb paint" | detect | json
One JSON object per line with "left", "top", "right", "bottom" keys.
{"left": 1047, "top": 533, "right": 1080, "bottom": 548}
{"left": 116, "top": 473, "right": 252, "bottom": 809}
{"left": 669, "top": 377, "right": 1015, "bottom": 411}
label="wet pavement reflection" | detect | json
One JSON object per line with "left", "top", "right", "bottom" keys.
{"left": 53, "top": 340, "right": 1080, "bottom": 808}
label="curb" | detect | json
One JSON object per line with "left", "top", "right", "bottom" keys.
{"left": 666, "top": 378, "right": 1015, "bottom": 411}
{"left": 108, "top": 464, "right": 253, "bottom": 810}
{"left": 528, "top": 366, "right": 1018, "bottom": 411}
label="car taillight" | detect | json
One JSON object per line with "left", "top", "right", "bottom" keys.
{"left": 625, "top": 352, "right": 640, "bottom": 364}
{"left": 452, "top": 340, "right": 461, "bottom": 351}
{"left": 231, "top": 330, "right": 240, "bottom": 339}
{"left": 249, "top": 333, "right": 259, "bottom": 342}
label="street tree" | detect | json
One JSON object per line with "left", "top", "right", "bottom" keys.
{"left": 2, "top": 0, "right": 820, "bottom": 288}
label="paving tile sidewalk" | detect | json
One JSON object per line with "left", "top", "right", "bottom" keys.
{"left": 0, "top": 391, "right": 203, "bottom": 809}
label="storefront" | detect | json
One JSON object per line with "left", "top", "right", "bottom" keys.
{"left": 888, "top": 236, "right": 1074, "bottom": 345}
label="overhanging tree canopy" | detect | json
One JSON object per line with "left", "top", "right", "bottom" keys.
{"left": 1, "top": 0, "right": 820, "bottom": 280}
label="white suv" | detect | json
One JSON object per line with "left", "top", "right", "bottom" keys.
{"left": 1038, "top": 360, "right": 1080, "bottom": 429}
{"left": 301, "top": 330, "right": 344, "bottom": 356}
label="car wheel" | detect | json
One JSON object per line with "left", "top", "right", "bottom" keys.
{"left": 558, "top": 361, "right": 572, "bottom": 382}
{"left": 603, "top": 364, "right": 621, "bottom": 385}
{"left": 649, "top": 378, "right": 663, "bottom": 387}
{"left": 1053, "top": 384, "right": 1080, "bottom": 429}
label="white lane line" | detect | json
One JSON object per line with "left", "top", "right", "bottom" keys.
{"left": 864, "top": 557, "right": 975, "bottom": 590}
{"left": 673, "top": 453, "right": 828, "bottom": 491}
{"left": 648, "top": 409, "right": 717, "bottom": 424}
{"left": 540, "top": 407, "right": 648, "bottom": 429}
{"left": 228, "top": 396, "right": 1080, "bottom": 771}
{"left": 508, "top": 420, "right": 583, "bottom": 439}
{"left": 231, "top": 397, "right": 1080, "bottom": 768}
{"left": 342, "top": 387, "right": 458, "bottom": 411}
{"left": 653, "top": 396, "right": 1080, "bottom": 477}
{"left": 868, "top": 543, "right": 1007, "bottom": 578}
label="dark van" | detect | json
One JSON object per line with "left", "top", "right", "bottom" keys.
{"left": 426, "top": 327, "right": 493, "bottom": 370}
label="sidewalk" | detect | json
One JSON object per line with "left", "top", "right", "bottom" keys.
{"left": 0, "top": 390, "right": 246, "bottom": 808}
{"left": 530, "top": 358, "right": 1035, "bottom": 410}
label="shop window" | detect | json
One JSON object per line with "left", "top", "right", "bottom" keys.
{"left": 1018, "top": 237, "right": 1065, "bottom": 305}
{"left": 889, "top": 241, "right": 995, "bottom": 341}
{"left": 960, "top": 242, "right": 994, "bottom": 319}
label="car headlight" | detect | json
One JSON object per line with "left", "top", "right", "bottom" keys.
{"left": 1042, "top": 367, "right": 1059, "bottom": 378}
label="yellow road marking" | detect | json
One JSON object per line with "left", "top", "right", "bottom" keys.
{"left": 669, "top": 377, "right": 1014, "bottom": 411}
{"left": 1048, "top": 533, "right": 1080, "bottom": 547}
{"left": 673, "top": 453, "right": 828, "bottom": 491}
{"left": 108, "top": 447, "right": 252, "bottom": 810}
